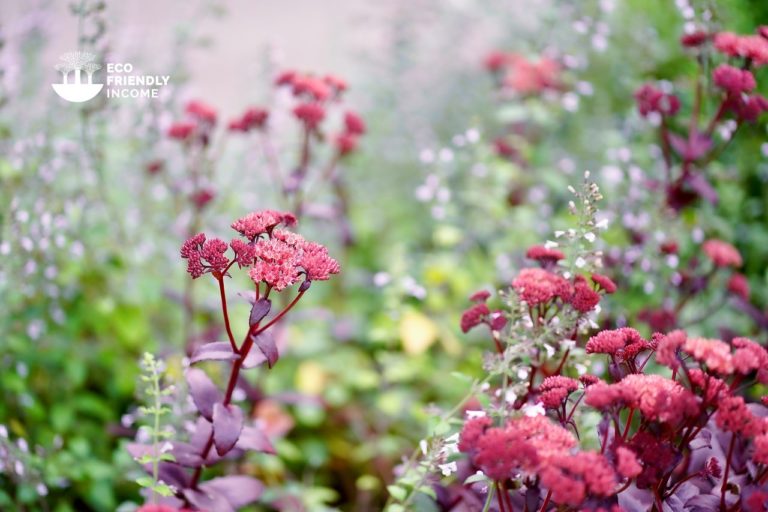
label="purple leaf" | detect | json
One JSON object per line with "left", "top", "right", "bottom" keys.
{"left": 618, "top": 484, "right": 653, "bottom": 511}
{"left": 170, "top": 442, "right": 204, "bottom": 468}
{"left": 189, "top": 417, "right": 213, "bottom": 449}
{"left": 242, "top": 347, "right": 268, "bottom": 369}
{"left": 126, "top": 443, "right": 153, "bottom": 460}
{"left": 212, "top": 403, "right": 244, "bottom": 456}
{"left": 685, "top": 494, "right": 721, "bottom": 511}
{"left": 190, "top": 342, "right": 241, "bottom": 364}
{"left": 249, "top": 298, "right": 271, "bottom": 327}
{"left": 669, "top": 132, "right": 712, "bottom": 161}
{"left": 252, "top": 331, "right": 278, "bottom": 368}
{"left": 157, "top": 462, "right": 190, "bottom": 489}
{"left": 686, "top": 172, "right": 718, "bottom": 204}
{"left": 236, "top": 425, "right": 275, "bottom": 454}
{"left": 183, "top": 488, "right": 234, "bottom": 512}
{"left": 186, "top": 368, "right": 222, "bottom": 421}
{"left": 200, "top": 476, "right": 264, "bottom": 508}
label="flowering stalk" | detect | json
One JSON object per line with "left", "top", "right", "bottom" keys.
{"left": 228, "top": 71, "right": 366, "bottom": 246}
{"left": 129, "top": 210, "right": 340, "bottom": 511}
{"left": 634, "top": 28, "right": 768, "bottom": 210}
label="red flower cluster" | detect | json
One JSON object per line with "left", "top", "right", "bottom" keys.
{"left": 181, "top": 210, "right": 339, "bottom": 291}
{"left": 702, "top": 239, "right": 743, "bottom": 267}
{"left": 460, "top": 290, "right": 506, "bottom": 333}
{"left": 538, "top": 375, "right": 579, "bottom": 409}
{"left": 231, "top": 210, "right": 297, "bottom": 241}
{"left": 512, "top": 268, "right": 571, "bottom": 306}
{"left": 585, "top": 374, "right": 698, "bottom": 425}
{"left": 228, "top": 107, "right": 269, "bottom": 132}
{"left": 714, "top": 31, "right": 768, "bottom": 66}
{"left": 634, "top": 84, "right": 681, "bottom": 117}
{"left": 180, "top": 233, "right": 229, "bottom": 279}
{"left": 460, "top": 415, "right": 618, "bottom": 506}
{"left": 525, "top": 245, "right": 565, "bottom": 266}
{"left": 335, "top": 111, "right": 366, "bottom": 157}
{"left": 728, "top": 273, "right": 750, "bottom": 300}
{"left": 484, "top": 51, "right": 560, "bottom": 94}
{"left": 585, "top": 327, "right": 652, "bottom": 363}
{"left": 713, "top": 64, "right": 757, "bottom": 95}
{"left": 168, "top": 99, "right": 218, "bottom": 142}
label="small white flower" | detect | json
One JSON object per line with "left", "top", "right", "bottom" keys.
{"left": 544, "top": 240, "right": 559, "bottom": 249}
{"left": 466, "top": 410, "right": 487, "bottom": 419}
{"left": 420, "top": 439, "right": 428, "bottom": 456}
{"left": 554, "top": 230, "right": 565, "bottom": 238}
{"left": 522, "top": 402, "right": 545, "bottom": 417}
{"left": 584, "top": 232, "right": 596, "bottom": 243}
{"left": 439, "top": 461, "right": 458, "bottom": 476}
{"left": 595, "top": 218, "right": 609, "bottom": 229}
{"left": 575, "top": 257, "right": 586, "bottom": 268}
{"left": 505, "top": 389, "right": 518, "bottom": 404}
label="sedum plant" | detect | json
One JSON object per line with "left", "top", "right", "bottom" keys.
{"left": 129, "top": 210, "right": 340, "bottom": 511}
{"left": 390, "top": 176, "right": 768, "bottom": 511}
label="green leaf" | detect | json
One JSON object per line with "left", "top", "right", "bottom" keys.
{"left": 386, "top": 485, "right": 408, "bottom": 502}
{"left": 135, "top": 476, "right": 155, "bottom": 488}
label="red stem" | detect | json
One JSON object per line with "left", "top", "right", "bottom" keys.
{"left": 186, "top": 287, "right": 306, "bottom": 492}
{"left": 217, "top": 276, "right": 238, "bottom": 353}
{"left": 538, "top": 489, "right": 552, "bottom": 512}
{"left": 721, "top": 433, "right": 736, "bottom": 510}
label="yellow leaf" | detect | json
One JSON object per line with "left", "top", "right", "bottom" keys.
{"left": 399, "top": 310, "right": 438, "bottom": 355}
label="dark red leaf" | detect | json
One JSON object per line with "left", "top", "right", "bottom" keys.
{"left": 252, "top": 331, "right": 278, "bottom": 368}
{"left": 190, "top": 342, "right": 240, "bottom": 364}
{"left": 200, "top": 476, "right": 264, "bottom": 508}
{"left": 249, "top": 298, "right": 271, "bottom": 327}
{"left": 186, "top": 368, "right": 222, "bottom": 421}
{"left": 236, "top": 425, "right": 275, "bottom": 454}
{"left": 212, "top": 403, "right": 244, "bottom": 456}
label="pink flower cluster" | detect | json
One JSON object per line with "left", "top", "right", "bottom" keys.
{"left": 634, "top": 84, "right": 681, "bottom": 117}
{"left": 460, "top": 290, "right": 506, "bottom": 333}
{"left": 702, "top": 238, "right": 743, "bottom": 268}
{"left": 585, "top": 373, "right": 699, "bottom": 425}
{"left": 181, "top": 210, "right": 340, "bottom": 290}
{"left": 167, "top": 99, "right": 219, "bottom": 142}
{"left": 459, "top": 415, "right": 618, "bottom": 506}
{"left": 484, "top": 51, "right": 560, "bottom": 94}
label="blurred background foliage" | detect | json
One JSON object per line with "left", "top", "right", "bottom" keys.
{"left": 1, "top": 0, "right": 767, "bottom": 510}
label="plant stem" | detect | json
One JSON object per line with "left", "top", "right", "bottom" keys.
{"left": 539, "top": 489, "right": 552, "bottom": 512}
{"left": 217, "top": 276, "right": 237, "bottom": 352}
{"left": 186, "top": 287, "right": 306, "bottom": 492}
{"left": 721, "top": 433, "right": 736, "bottom": 510}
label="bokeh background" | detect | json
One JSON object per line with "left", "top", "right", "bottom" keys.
{"left": 1, "top": 0, "right": 768, "bottom": 510}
